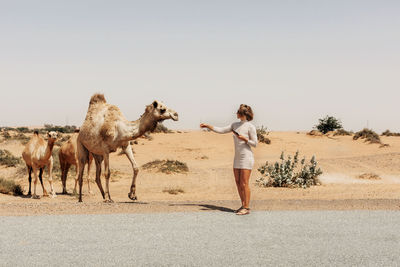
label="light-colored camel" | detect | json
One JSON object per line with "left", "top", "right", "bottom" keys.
{"left": 59, "top": 132, "right": 93, "bottom": 195}
{"left": 22, "top": 131, "right": 58, "bottom": 198}
{"left": 77, "top": 94, "right": 178, "bottom": 202}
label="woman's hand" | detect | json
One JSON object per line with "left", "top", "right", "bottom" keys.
{"left": 237, "top": 135, "right": 248, "bottom": 142}
{"left": 200, "top": 123, "right": 211, "bottom": 129}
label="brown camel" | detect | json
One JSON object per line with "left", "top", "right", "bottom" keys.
{"left": 77, "top": 94, "right": 178, "bottom": 202}
{"left": 22, "top": 131, "right": 58, "bottom": 198}
{"left": 59, "top": 131, "right": 93, "bottom": 194}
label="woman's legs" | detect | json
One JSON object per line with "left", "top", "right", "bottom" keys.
{"left": 240, "top": 169, "right": 252, "bottom": 209}
{"left": 233, "top": 168, "right": 245, "bottom": 207}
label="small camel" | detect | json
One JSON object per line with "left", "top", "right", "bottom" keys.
{"left": 77, "top": 94, "right": 178, "bottom": 202}
{"left": 22, "top": 131, "right": 58, "bottom": 198}
{"left": 59, "top": 131, "right": 93, "bottom": 195}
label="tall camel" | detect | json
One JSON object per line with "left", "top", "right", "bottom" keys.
{"left": 59, "top": 131, "right": 93, "bottom": 194}
{"left": 22, "top": 131, "right": 58, "bottom": 198}
{"left": 77, "top": 94, "right": 178, "bottom": 202}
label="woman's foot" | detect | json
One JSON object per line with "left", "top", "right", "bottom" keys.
{"left": 234, "top": 206, "right": 244, "bottom": 213}
{"left": 236, "top": 208, "right": 250, "bottom": 215}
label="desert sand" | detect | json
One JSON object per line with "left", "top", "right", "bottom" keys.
{"left": 1, "top": 130, "right": 400, "bottom": 215}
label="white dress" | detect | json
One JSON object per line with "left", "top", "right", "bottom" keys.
{"left": 212, "top": 121, "right": 258, "bottom": 170}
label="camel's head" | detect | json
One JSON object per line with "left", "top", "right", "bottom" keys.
{"left": 47, "top": 131, "right": 58, "bottom": 143}
{"left": 147, "top": 100, "right": 179, "bottom": 122}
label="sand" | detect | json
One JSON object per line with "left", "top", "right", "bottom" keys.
{"left": 1, "top": 131, "right": 400, "bottom": 215}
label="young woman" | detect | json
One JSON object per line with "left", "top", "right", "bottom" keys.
{"left": 200, "top": 104, "right": 257, "bottom": 215}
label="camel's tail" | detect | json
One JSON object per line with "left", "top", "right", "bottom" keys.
{"left": 89, "top": 94, "right": 106, "bottom": 106}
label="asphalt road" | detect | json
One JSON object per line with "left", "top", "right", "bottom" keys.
{"left": 1, "top": 211, "right": 399, "bottom": 266}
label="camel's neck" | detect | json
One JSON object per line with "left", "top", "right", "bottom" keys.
{"left": 123, "top": 112, "right": 159, "bottom": 141}
{"left": 43, "top": 141, "right": 55, "bottom": 161}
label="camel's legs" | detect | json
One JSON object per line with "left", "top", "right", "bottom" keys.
{"left": 77, "top": 140, "right": 89, "bottom": 202}
{"left": 123, "top": 144, "right": 139, "bottom": 201}
{"left": 39, "top": 168, "right": 48, "bottom": 197}
{"left": 27, "top": 165, "right": 32, "bottom": 196}
{"left": 32, "top": 167, "right": 39, "bottom": 199}
{"left": 87, "top": 154, "right": 93, "bottom": 194}
{"left": 92, "top": 154, "right": 105, "bottom": 199}
{"left": 47, "top": 157, "right": 56, "bottom": 197}
{"left": 103, "top": 153, "right": 112, "bottom": 202}
{"left": 62, "top": 163, "right": 70, "bottom": 194}
{"left": 73, "top": 164, "right": 79, "bottom": 194}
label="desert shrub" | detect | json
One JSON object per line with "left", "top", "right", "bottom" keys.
{"left": 16, "top": 127, "right": 30, "bottom": 133}
{"left": 0, "top": 178, "right": 23, "bottom": 195}
{"left": 353, "top": 129, "right": 381, "bottom": 144}
{"left": 256, "top": 151, "right": 322, "bottom": 188}
{"left": 257, "top": 126, "right": 271, "bottom": 144}
{"left": 382, "top": 130, "right": 400, "bottom": 137}
{"left": 357, "top": 173, "right": 381, "bottom": 180}
{"left": 43, "top": 124, "right": 77, "bottom": 134}
{"left": 315, "top": 116, "right": 343, "bottom": 134}
{"left": 333, "top": 129, "right": 353, "bottom": 136}
{"left": 2, "top": 131, "right": 11, "bottom": 140}
{"left": 307, "top": 130, "right": 323, "bottom": 136}
{"left": 162, "top": 187, "right": 185, "bottom": 195}
{"left": 142, "top": 159, "right": 189, "bottom": 174}
{"left": 55, "top": 134, "right": 71, "bottom": 146}
{"left": 0, "top": 149, "right": 22, "bottom": 167}
{"left": 14, "top": 133, "right": 30, "bottom": 145}
{"left": 153, "top": 123, "right": 172, "bottom": 133}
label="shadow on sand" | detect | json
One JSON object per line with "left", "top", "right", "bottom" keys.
{"left": 169, "top": 203, "right": 235, "bottom": 213}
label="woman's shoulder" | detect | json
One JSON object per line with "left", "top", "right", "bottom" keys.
{"left": 245, "top": 121, "right": 256, "bottom": 130}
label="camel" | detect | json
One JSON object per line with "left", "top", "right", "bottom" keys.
{"left": 22, "top": 131, "right": 58, "bottom": 198}
{"left": 76, "top": 94, "right": 178, "bottom": 202}
{"left": 59, "top": 131, "right": 93, "bottom": 195}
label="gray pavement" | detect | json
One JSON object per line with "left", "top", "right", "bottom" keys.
{"left": 1, "top": 211, "right": 399, "bottom": 266}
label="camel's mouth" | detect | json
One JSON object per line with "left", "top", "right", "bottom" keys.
{"left": 171, "top": 113, "right": 179, "bottom": 121}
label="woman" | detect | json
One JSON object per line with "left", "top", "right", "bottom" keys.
{"left": 200, "top": 104, "right": 257, "bottom": 215}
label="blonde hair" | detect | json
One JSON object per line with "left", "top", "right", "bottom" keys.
{"left": 237, "top": 104, "right": 254, "bottom": 121}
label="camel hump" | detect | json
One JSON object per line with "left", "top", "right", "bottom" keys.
{"left": 89, "top": 94, "right": 107, "bottom": 106}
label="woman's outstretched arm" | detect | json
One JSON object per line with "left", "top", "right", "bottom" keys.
{"left": 200, "top": 123, "right": 232, "bottom": 134}
{"left": 247, "top": 125, "right": 258, "bottom": 147}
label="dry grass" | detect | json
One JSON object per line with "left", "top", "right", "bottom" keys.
{"left": 333, "top": 129, "right": 353, "bottom": 136}
{"left": 162, "top": 187, "right": 185, "bottom": 195}
{"left": 0, "top": 177, "right": 23, "bottom": 195}
{"left": 257, "top": 126, "right": 271, "bottom": 144}
{"left": 353, "top": 129, "right": 382, "bottom": 144}
{"left": 0, "top": 149, "right": 22, "bottom": 167}
{"left": 357, "top": 173, "right": 381, "bottom": 180}
{"left": 307, "top": 130, "right": 323, "bottom": 137}
{"left": 142, "top": 159, "right": 189, "bottom": 174}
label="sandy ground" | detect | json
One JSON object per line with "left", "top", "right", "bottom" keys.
{"left": 1, "top": 130, "right": 400, "bottom": 215}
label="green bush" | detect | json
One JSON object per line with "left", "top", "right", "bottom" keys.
{"left": 43, "top": 124, "right": 77, "bottom": 134}
{"left": 353, "top": 129, "right": 381, "bottom": 144}
{"left": 16, "top": 127, "right": 30, "bottom": 133}
{"left": 0, "top": 149, "right": 22, "bottom": 167}
{"left": 0, "top": 177, "right": 23, "bottom": 195}
{"left": 315, "top": 116, "right": 343, "bottom": 134}
{"left": 256, "top": 151, "right": 322, "bottom": 188}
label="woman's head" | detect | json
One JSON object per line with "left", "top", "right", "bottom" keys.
{"left": 237, "top": 104, "right": 253, "bottom": 121}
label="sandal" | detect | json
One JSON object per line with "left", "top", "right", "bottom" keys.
{"left": 234, "top": 206, "right": 244, "bottom": 213}
{"left": 236, "top": 208, "right": 250, "bottom": 215}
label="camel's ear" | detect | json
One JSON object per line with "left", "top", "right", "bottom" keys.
{"left": 152, "top": 101, "right": 158, "bottom": 109}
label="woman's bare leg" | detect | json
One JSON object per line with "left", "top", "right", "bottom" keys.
{"left": 233, "top": 168, "right": 245, "bottom": 207}
{"left": 240, "top": 169, "right": 252, "bottom": 209}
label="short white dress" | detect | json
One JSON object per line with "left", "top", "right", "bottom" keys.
{"left": 212, "top": 121, "right": 258, "bottom": 170}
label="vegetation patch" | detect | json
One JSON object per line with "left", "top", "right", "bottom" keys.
{"left": 256, "top": 151, "right": 322, "bottom": 188}
{"left": 0, "top": 149, "right": 22, "bottom": 167}
{"left": 357, "top": 173, "right": 381, "bottom": 180}
{"left": 315, "top": 116, "right": 343, "bottom": 134}
{"left": 382, "top": 130, "right": 400, "bottom": 137}
{"left": 142, "top": 160, "right": 189, "bottom": 174}
{"left": 353, "top": 129, "right": 382, "bottom": 144}
{"left": 162, "top": 187, "right": 185, "bottom": 195}
{"left": 153, "top": 123, "right": 173, "bottom": 133}
{"left": 333, "top": 129, "right": 353, "bottom": 136}
{"left": 2, "top": 131, "right": 11, "bottom": 140}
{"left": 257, "top": 126, "right": 271, "bottom": 144}
{"left": 307, "top": 130, "right": 323, "bottom": 137}
{"left": 0, "top": 177, "right": 23, "bottom": 195}
{"left": 14, "top": 133, "right": 30, "bottom": 145}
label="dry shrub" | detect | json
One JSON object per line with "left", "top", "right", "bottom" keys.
{"left": 382, "top": 130, "right": 400, "bottom": 137}
{"left": 162, "top": 187, "right": 185, "bottom": 195}
{"left": 14, "top": 133, "right": 30, "bottom": 145}
{"left": 357, "top": 173, "right": 381, "bottom": 180}
{"left": 0, "top": 149, "right": 22, "bottom": 167}
{"left": 353, "top": 129, "right": 382, "bottom": 144}
{"left": 333, "top": 129, "right": 353, "bottom": 136}
{"left": 0, "top": 177, "right": 23, "bottom": 195}
{"left": 142, "top": 160, "right": 189, "bottom": 174}
{"left": 257, "top": 126, "right": 271, "bottom": 144}
{"left": 153, "top": 123, "right": 172, "bottom": 133}
{"left": 307, "top": 130, "right": 323, "bottom": 137}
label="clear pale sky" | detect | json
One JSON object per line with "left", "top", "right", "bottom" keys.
{"left": 1, "top": 0, "right": 399, "bottom": 132}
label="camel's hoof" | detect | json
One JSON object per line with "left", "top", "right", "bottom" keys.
{"left": 51, "top": 194, "right": 57, "bottom": 198}
{"left": 104, "top": 199, "right": 114, "bottom": 203}
{"left": 32, "top": 195, "right": 40, "bottom": 199}
{"left": 128, "top": 193, "right": 137, "bottom": 201}
{"left": 27, "top": 193, "right": 32, "bottom": 196}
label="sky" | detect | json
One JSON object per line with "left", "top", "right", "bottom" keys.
{"left": 1, "top": 0, "right": 399, "bottom": 132}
